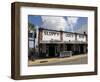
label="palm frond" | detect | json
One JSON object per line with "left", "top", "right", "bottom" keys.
{"left": 28, "top": 23, "right": 35, "bottom": 31}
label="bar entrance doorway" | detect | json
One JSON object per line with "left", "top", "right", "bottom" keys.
{"left": 48, "top": 45, "right": 55, "bottom": 57}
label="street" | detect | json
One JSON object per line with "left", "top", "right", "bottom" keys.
{"left": 28, "top": 54, "right": 87, "bottom": 66}
{"left": 48, "top": 55, "right": 87, "bottom": 65}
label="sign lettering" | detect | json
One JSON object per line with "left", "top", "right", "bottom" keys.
{"left": 44, "top": 31, "right": 59, "bottom": 36}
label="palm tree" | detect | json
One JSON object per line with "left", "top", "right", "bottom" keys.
{"left": 28, "top": 22, "right": 35, "bottom": 32}
{"left": 28, "top": 22, "right": 37, "bottom": 61}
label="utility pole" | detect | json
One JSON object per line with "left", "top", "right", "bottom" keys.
{"left": 34, "top": 29, "right": 36, "bottom": 56}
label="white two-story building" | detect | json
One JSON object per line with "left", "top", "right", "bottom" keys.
{"left": 38, "top": 28, "right": 87, "bottom": 57}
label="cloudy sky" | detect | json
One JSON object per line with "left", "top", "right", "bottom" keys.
{"left": 28, "top": 15, "right": 88, "bottom": 33}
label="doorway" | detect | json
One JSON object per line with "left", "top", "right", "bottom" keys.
{"left": 48, "top": 45, "right": 55, "bottom": 57}
{"left": 80, "top": 45, "right": 84, "bottom": 54}
{"left": 67, "top": 44, "right": 72, "bottom": 51}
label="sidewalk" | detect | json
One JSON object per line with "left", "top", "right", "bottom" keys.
{"left": 28, "top": 54, "right": 87, "bottom": 66}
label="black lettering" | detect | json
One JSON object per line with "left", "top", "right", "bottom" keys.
{"left": 44, "top": 31, "right": 59, "bottom": 36}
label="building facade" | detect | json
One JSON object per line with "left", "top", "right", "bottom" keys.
{"left": 38, "top": 28, "right": 87, "bottom": 58}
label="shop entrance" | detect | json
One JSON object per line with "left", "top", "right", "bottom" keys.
{"left": 48, "top": 45, "right": 55, "bottom": 57}
{"left": 80, "top": 45, "right": 84, "bottom": 54}
{"left": 67, "top": 44, "right": 72, "bottom": 51}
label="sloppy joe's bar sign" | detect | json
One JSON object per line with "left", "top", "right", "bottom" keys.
{"left": 42, "top": 30, "right": 60, "bottom": 41}
{"left": 63, "top": 33, "right": 75, "bottom": 41}
{"left": 41, "top": 29, "right": 87, "bottom": 42}
{"left": 44, "top": 30, "right": 60, "bottom": 36}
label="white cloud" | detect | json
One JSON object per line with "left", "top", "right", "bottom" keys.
{"left": 66, "top": 17, "right": 79, "bottom": 32}
{"left": 67, "top": 17, "right": 79, "bottom": 24}
{"left": 41, "top": 16, "right": 66, "bottom": 31}
{"left": 41, "top": 16, "right": 79, "bottom": 32}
